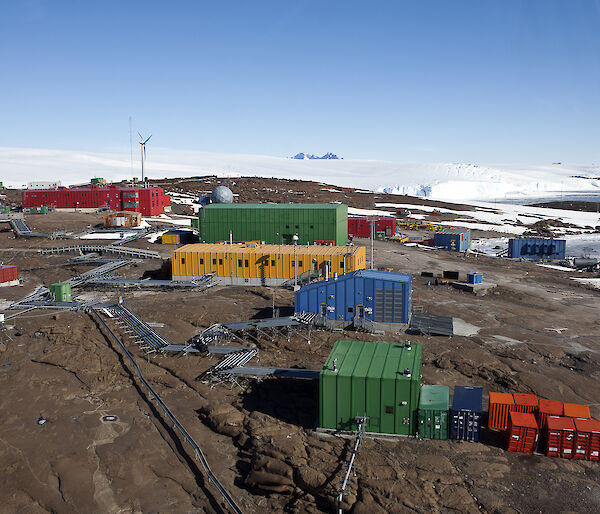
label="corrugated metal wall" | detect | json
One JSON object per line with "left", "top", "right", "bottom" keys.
{"left": 197, "top": 204, "right": 348, "bottom": 246}
{"left": 172, "top": 244, "right": 365, "bottom": 280}
{"left": 294, "top": 270, "right": 412, "bottom": 323}
{"left": 508, "top": 238, "right": 566, "bottom": 259}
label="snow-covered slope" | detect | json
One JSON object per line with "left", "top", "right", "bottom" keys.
{"left": 0, "top": 146, "right": 598, "bottom": 203}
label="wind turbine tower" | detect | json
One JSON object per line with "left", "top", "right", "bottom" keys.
{"left": 138, "top": 133, "right": 152, "bottom": 183}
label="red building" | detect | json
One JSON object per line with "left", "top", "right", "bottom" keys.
{"left": 0, "top": 265, "right": 19, "bottom": 287}
{"left": 348, "top": 215, "right": 396, "bottom": 238}
{"left": 22, "top": 185, "right": 171, "bottom": 216}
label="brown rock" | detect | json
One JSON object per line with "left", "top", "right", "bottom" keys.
{"left": 294, "top": 466, "right": 326, "bottom": 493}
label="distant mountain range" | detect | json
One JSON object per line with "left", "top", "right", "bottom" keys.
{"left": 292, "top": 152, "right": 341, "bottom": 160}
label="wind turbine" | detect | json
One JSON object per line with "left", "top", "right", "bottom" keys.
{"left": 138, "top": 132, "right": 152, "bottom": 183}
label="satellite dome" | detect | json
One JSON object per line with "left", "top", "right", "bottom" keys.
{"left": 211, "top": 186, "right": 234, "bottom": 204}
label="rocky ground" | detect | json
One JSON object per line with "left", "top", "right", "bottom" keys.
{"left": 1, "top": 182, "right": 600, "bottom": 513}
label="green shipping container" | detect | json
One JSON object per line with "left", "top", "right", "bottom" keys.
{"left": 49, "top": 282, "right": 72, "bottom": 302}
{"left": 197, "top": 203, "right": 348, "bottom": 246}
{"left": 320, "top": 340, "right": 422, "bottom": 435}
{"left": 418, "top": 385, "right": 449, "bottom": 440}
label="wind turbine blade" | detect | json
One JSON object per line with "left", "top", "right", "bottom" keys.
{"left": 144, "top": 135, "right": 152, "bottom": 144}
{"left": 138, "top": 131, "right": 144, "bottom": 141}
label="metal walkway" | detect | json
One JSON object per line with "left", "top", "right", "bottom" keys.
{"left": 104, "top": 304, "right": 172, "bottom": 354}
{"left": 89, "top": 308, "right": 243, "bottom": 514}
{"left": 198, "top": 348, "right": 259, "bottom": 386}
{"left": 40, "top": 244, "right": 160, "bottom": 259}
{"left": 69, "top": 260, "right": 131, "bottom": 287}
{"left": 86, "top": 275, "right": 214, "bottom": 289}
{"left": 219, "top": 366, "right": 320, "bottom": 379}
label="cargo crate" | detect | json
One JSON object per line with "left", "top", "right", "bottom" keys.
{"left": 545, "top": 416, "right": 576, "bottom": 459}
{"left": 507, "top": 411, "right": 538, "bottom": 454}
{"left": 538, "top": 399, "right": 563, "bottom": 429}
{"left": 450, "top": 386, "right": 482, "bottom": 442}
{"left": 488, "top": 392, "right": 515, "bottom": 430}
{"left": 573, "top": 419, "right": 600, "bottom": 461}
{"left": 418, "top": 385, "right": 449, "bottom": 440}
{"left": 564, "top": 403, "right": 591, "bottom": 419}
{"left": 466, "top": 272, "right": 482, "bottom": 284}
{"left": 513, "top": 393, "right": 538, "bottom": 414}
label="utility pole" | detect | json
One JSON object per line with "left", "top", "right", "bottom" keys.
{"left": 293, "top": 234, "right": 299, "bottom": 288}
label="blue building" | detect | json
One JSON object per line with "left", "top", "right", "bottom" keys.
{"left": 433, "top": 229, "right": 471, "bottom": 252}
{"left": 508, "top": 237, "right": 566, "bottom": 259}
{"left": 294, "top": 269, "right": 412, "bottom": 324}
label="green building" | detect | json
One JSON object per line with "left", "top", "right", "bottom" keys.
{"left": 195, "top": 203, "right": 348, "bottom": 246}
{"left": 417, "top": 385, "right": 449, "bottom": 440}
{"left": 49, "top": 282, "right": 72, "bottom": 302}
{"left": 320, "top": 340, "right": 422, "bottom": 435}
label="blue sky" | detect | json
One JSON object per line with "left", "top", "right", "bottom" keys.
{"left": 1, "top": 0, "right": 599, "bottom": 163}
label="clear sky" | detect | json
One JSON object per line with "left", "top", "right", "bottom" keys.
{"left": 1, "top": 0, "right": 599, "bottom": 163}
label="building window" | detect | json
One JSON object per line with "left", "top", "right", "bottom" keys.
{"left": 244, "top": 259, "right": 249, "bottom": 267}
{"left": 271, "top": 260, "right": 275, "bottom": 266}
{"left": 219, "top": 259, "right": 223, "bottom": 265}
{"left": 347, "top": 307, "right": 354, "bottom": 314}
{"left": 298, "top": 260, "right": 303, "bottom": 267}
{"left": 238, "top": 259, "right": 243, "bottom": 267}
{"left": 285, "top": 224, "right": 289, "bottom": 229}
{"left": 181, "top": 257, "right": 186, "bottom": 265}
{"left": 291, "top": 260, "right": 295, "bottom": 267}
{"left": 340, "top": 261, "right": 344, "bottom": 269}
{"left": 199, "top": 258, "right": 204, "bottom": 265}
{"left": 212, "top": 259, "right": 217, "bottom": 265}
{"left": 310, "top": 225, "right": 314, "bottom": 229}
{"left": 264, "top": 260, "right": 269, "bottom": 266}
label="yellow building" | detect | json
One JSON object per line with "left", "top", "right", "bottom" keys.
{"left": 103, "top": 211, "right": 142, "bottom": 228}
{"left": 172, "top": 243, "right": 366, "bottom": 285}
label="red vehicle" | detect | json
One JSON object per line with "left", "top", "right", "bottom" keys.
{"left": 348, "top": 215, "right": 396, "bottom": 239}
{"left": 22, "top": 185, "right": 171, "bottom": 216}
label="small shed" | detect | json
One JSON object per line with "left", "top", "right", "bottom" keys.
{"left": 508, "top": 237, "right": 566, "bottom": 260}
{"left": 433, "top": 228, "right": 470, "bottom": 252}
{"left": 104, "top": 211, "right": 142, "bottom": 228}
{"left": 348, "top": 216, "right": 396, "bottom": 239}
{"left": 161, "top": 229, "right": 196, "bottom": 245}
{"left": 294, "top": 269, "right": 412, "bottom": 324}
{"left": 0, "top": 265, "right": 19, "bottom": 287}
{"left": 320, "top": 340, "right": 422, "bottom": 435}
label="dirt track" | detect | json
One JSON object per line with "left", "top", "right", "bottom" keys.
{"left": 1, "top": 186, "right": 600, "bottom": 513}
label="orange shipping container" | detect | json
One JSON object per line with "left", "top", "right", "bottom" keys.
{"left": 545, "top": 416, "right": 576, "bottom": 459}
{"left": 538, "top": 399, "right": 563, "bottom": 429}
{"left": 507, "top": 411, "right": 538, "bottom": 454}
{"left": 512, "top": 393, "right": 538, "bottom": 414}
{"left": 573, "top": 418, "right": 600, "bottom": 461}
{"left": 488, "top": 392, "right": 515, "bottom": 430}
{"left": 564, "top": 403, "right": 591, "bottom": 419}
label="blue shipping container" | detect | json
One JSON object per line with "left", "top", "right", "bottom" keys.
{"left": 294, "top": 269, "right": 412, "bottom": 324}
{"left": 450, "top": 386, "right": 483, "bottom": 442}
{"left": 467, "top": 272, "right": 482, "bottom": 284}
{"left": 508, "top": 237, "right": 566, "bottom": 260}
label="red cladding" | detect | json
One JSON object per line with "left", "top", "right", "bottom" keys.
{"left": 573, "top": 418, "right": 600, "bottom": 461}
{"left": 0, "top": 265, "right": 18, "bottom": 283}
{"left": 348, "top": 216, "right": 396, "bottom": 238}
{"left": 538, "top": 399, "right": 563, "bottom": 429}
{"left": 513, "top": 393, "right": 539, "bottom": 414}
{"left": 22, "top": 186, "right": 171, "bottom": 216}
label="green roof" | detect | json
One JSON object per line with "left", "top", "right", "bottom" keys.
{"left": 203, "top": 203, "right": 345, "bottom": 210}
{"left": 418, "top": 385, "right": 450, "bottom": 410}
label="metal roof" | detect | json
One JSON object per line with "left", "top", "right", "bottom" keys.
{"left": 174, "top": 243, "right": 361, "bottom": 257}
{"left": 203, "top": 203, "right": 344, "bottom": 210}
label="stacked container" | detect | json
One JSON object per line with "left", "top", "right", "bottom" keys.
{"left": 450, "top": 386, "right": 482, "bottom": 442}
{"left": 507, "top": 411, "right": 538, "bottom": 454}
{"left": 418, "top": 385, "right": 449, "bottom": 440}
{"left": 488, "top": 392, "right": 515, "bottom": 431}
{"left": 564, "top": 403, "right": 591, "bottom": 420}
{"left": 538, "top": 399, "right": 563, "bottom": 429}
{"left": 513, "top": 393, "right": 538, "bottom": 414}
{"left": 573, "top": 419, "right": 600, "bottom": 461}
{"left": 546, "top": 416, "right": 576, "bottom": 459}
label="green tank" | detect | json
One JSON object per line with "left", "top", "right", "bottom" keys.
{"left": 49, "top": 282, "right": 72, "bottom": 302}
